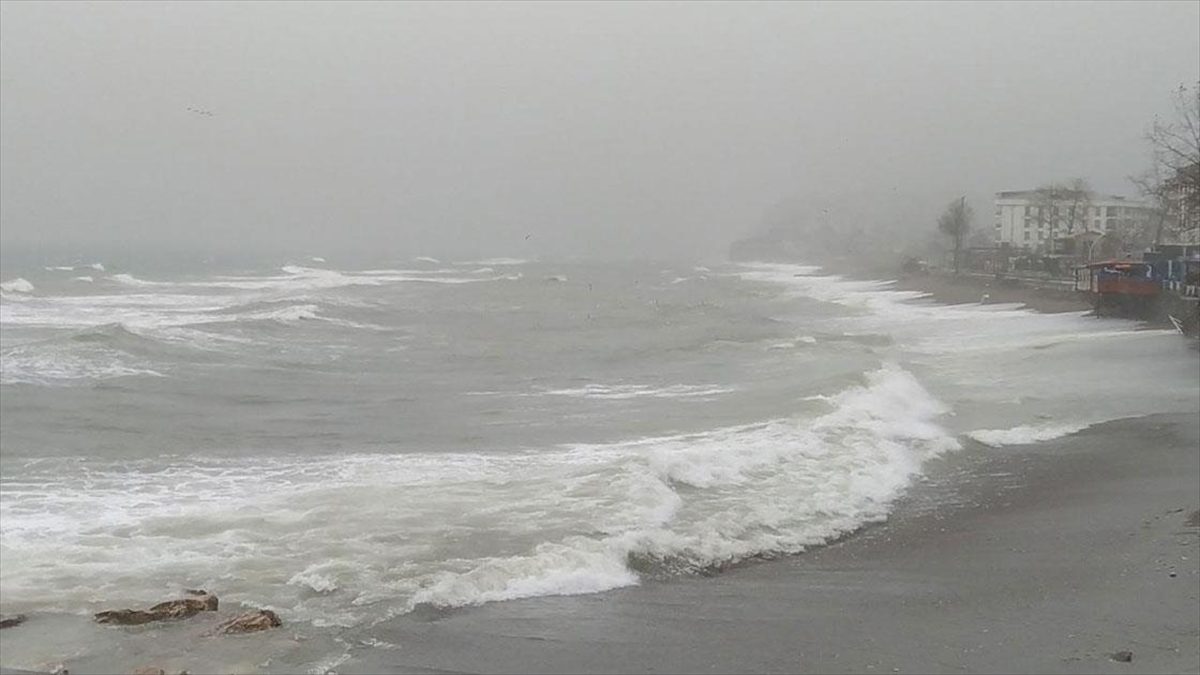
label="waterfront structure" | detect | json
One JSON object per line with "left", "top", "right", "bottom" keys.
{"left": 993, "top": 190, "right": 1154, "bottom": 252}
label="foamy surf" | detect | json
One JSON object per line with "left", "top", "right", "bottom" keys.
{"left": 0, "top": 364, "right": 956, "bottom": 622}
{"left": 3, "top": 257, "right": 1198, "bottom": 675}
{"left": 967, "top": 421, "right": 1094, "bottom": 447}
{"left": 1, "top": 277, "right": 35, "bottom": 294}
{"left": 539, "top": 384, "right": 737, "bottom": 400}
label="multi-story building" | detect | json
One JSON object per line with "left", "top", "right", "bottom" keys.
{"left": 994, "top": 190, "right": 1155, "bottom": 251}
{"left": 1163, "top": 162, "right": 1199, "bottom": 243}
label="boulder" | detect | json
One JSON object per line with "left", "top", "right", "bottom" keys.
{"left": 1111, "top": 650, "right": 1134, "bottom": 663}
{"left": 131, "top": 668, "right": 165, "bottom": 675}
{"left": 95, "top": 591, "right": 219, "bottom": 625}
{"left": 209, "top": 609, "right": 282, "bottom": 635}
{"left": 0, "top": 613, "right": 27, "bottom": 629}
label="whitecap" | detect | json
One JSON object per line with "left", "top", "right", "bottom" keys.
{"left": 967, "top": 421, "right": 1093, "bottom": 447}
{"left": 0, "top": 365, "right": 955, "bottom": 624}
{"left": 539, "top": 383, "right": 735, "bottom": 400}
{"left": 0, "top": 278, "right": 34, "bottom": 293}
{"left": 462, "top": 257, "right": 528, "bottom": 266}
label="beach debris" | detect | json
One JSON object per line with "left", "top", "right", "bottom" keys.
{"left": 1111, "top": 650, "right": 1134, "bottom": 663}
{"left": 95, "top": 590, "right": 219, "bottom": 625}
{"left": 0, "top": 613, "right": 27, "bottom": 629}
{"left": 131, "top": 668, "right": 165, "bottom": 675}
{"left": 209, "top": 609, "right": 282, "bottom": 635}
{"left": 50, "top": 665, "right": 69, "bottom": 675}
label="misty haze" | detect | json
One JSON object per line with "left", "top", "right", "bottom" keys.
{"left": 1, "top": 2, "right": 1198, "bottom": 675}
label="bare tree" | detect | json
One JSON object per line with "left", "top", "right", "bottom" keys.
{"left": 1031, "top": 179, "right": 1091, "bottom": 253}
{"left": 1063, "top": 177, "right": 1093, "bottom": 237}
{"left": 1129, "top": 167, "right": 1175, "bottom": 245}
{"left": 937, "top": 196, "right": 973, "bottom": 274}
{"left": 1140, "top": 82, "right": 1200, "bottom": 240}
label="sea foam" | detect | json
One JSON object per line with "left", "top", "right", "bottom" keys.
{"left": 0, "top": 365, "right": 954, "bottom": 622}
{"left": 1, "top": 278, "right": 34, "bottom": 293}
{"left": 967, "top": 421, "right": 1093, "bottom": 447}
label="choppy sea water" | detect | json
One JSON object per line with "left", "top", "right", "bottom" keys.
{"left": 1, "top": 259, "right": 1197, "bottom": 672}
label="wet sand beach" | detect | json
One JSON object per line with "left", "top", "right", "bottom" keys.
{"left": 809, "top": 255, "right": 1093, "bottom": 314}
{"left": 350, "top": 413, "right": 1200, "bottom": 675}
{"left": 890, "top": 272, "right": 1092, "bottom": 314}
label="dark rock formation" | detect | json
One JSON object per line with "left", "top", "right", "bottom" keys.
{"left": 0, "top": 613, "right": 27, "bottom": 629}
{"left": 209, "top": 609, "right": 282, "bottom": 635}
{"left": 95, "top": 591, "right": 219, "bottom": 625}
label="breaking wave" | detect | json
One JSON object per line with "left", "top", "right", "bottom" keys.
{"left": 967, "top": 421, "right": 1094, "bottom": 447}
{"left": 0, "top": 364, "right": 956, "bottom": 622}
{"left": 1, "top": 278, "right": 35, "bottom": 294}
{"left": 538, "top": 383, "right": 737, "bottom": 400}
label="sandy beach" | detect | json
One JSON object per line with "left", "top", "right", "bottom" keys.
{"left": 809, "top": 254, "right": 1094, "bottom": 315}
{"left": 344, "top": 413, "right": 1200, "bottom": 675}
{"left": 890, "top": 272, "right": 1093, "bottom": 314}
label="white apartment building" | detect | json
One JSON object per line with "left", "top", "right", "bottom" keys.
{"left": 993, "top": 190, "right": 1154, "bottom": 250}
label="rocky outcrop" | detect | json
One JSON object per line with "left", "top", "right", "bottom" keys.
{"left": 0, "top": 613, "right": 27, "bottom": 629}
{"left": 95, "top": 590, "right": 219, "bottom": 625}
{"left": 208, "top": 609, "right": 282, "bottom": 635}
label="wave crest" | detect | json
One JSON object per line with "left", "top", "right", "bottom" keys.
{"left": 1, "top": 278, "right": 34, "bottom": 293}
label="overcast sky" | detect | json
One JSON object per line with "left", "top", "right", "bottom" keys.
{"left": 2, "top": 1, "right": 1198, "bottom": 263}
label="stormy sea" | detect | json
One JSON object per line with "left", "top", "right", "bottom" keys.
{"left": 1, "top": 258, "right": 1197, "bottom": 673}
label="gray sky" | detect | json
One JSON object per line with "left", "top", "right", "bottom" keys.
{"left": 2, "top": 1, "right": 1198, "bottom": 263}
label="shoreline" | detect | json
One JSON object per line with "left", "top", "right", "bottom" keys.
{"left": 890, "top": 271, "right": 1093, "bottom": 314}
{"left": 2, "top": 265, "right": 1196, "bottom": 674}
{"left": 350, "top": 413, "right": 1199, "bottom": 674}
{"left": 801, "top": 255, "right": 1095, "bottom": 314}
{"left": 5, "top": 423, "right": 1195, "bottom": 674}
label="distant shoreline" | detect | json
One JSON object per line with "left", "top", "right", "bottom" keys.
{"left": 738, "top": 255, "right": 1096, "bottom": 314}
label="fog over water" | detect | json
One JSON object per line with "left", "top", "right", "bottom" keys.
{"left": 2, "top": 1, "right": 1198, "bottom": 265}
{"left": 3, "top": 5, "right": 1200, "bottom": 673}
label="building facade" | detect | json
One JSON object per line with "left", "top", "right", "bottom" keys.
{"left": 994, "top": 190, "right": 1155, "bottom": 252}
{"left": 1164, "top": 162, "right": 1199, "bottom": 243}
